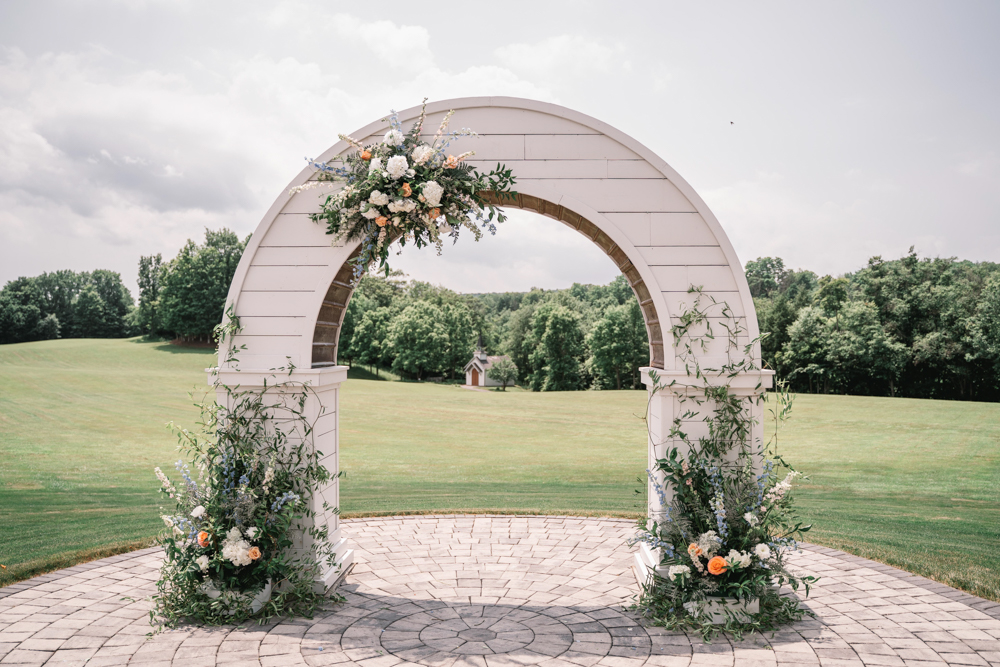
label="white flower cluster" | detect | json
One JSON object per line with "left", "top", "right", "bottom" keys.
{"left": 195, "top": 555, "right": 210, "bottom": 572}
{"left": 726, "top": 549, "right": 752, "bottom": 569}
{"left": 754, "top": 543, "right": 772, "bottom": 561}
{"left": 384, "top": 129, "right": 404, "bottom": 146}
{"left": 667, "top": 564, "right": 690, "bottom": 581}
{"left": 696, "top": 530, "right": 721, "bottom": 557}
{"left": 764, "top": 471, "right": 800, "bottom": 506}
{"left": 744, "top": 511, "right": 759, "bottom": 527}
{"left": 388, "top": 199, "right": 417, "bottom": 214}
{"left": 221, "top": 527, "right": 254, "bottom": 567}
{"left": 386, "top": 155, "right": 408, "bottom": 180}
{"left": 369, "top": 190, "right": 389, "bottom": 206}
{"left": 411, "top": 144, "right": 433, "bottom": 165}
{"left": 154, "top": 467, "right": 177, "bottom": 498}
{"left": 191, "top": 505, "right": 205, "bottom": 519}
{"left": 422, "top": 181, "right": 443, "bottom": 207}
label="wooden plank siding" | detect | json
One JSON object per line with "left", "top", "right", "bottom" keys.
{"left": 223, "top": 98, "right": 757, "bottom": 374}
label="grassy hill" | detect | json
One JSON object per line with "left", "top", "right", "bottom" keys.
{"left": 0, "top": 338, "right": 997, "bottom": 601}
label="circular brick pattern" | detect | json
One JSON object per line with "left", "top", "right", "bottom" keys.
{"left": 2, "top": 515, "right": 1000, "bottom": 667}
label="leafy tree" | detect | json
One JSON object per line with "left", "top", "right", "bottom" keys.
{"left": 486, "top": 357, "right": 518, "bottom": 390}
{"left": 778, "top": 306, "right": 831, "bottom": 393}
{"left": 352, "top": 307, "right": 393, "bottom": 375}
{"left": 966, "top": 275, "right": 1000, "bottom": 373}
{"left": 528, "top": 304, "right": 585, "bottom": 391}
{"left": 588, "top": 301, "right": 647, "bottom": 389}
{"left": 74, "top": 285, "right": 107, "bottom": 338}
{"left": 387, "top": 301, "right": 448, "bottom": 380}
{"left": 137, "top": 253, "right": 164, "bottom": 336}
{"left": 745, "top": 257, "right": 787, "bottom": 298}
{"left": 0, "top": 295, "right": 44, "bottom": 344}
{"left": 440, "top": 302, "right": 475, "bottom": 379}
{"left": 159, "top": 229, "right": 246, "bottom": 341}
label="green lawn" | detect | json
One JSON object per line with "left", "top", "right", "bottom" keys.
{"left": 0, "top": 338, "right": 998, "bottom": 602}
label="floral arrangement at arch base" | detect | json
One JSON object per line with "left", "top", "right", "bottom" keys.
{"left": 150, "top": 314, "right": 343, "bottom": 628}
{"left": 631, "top": 288, "right": 818, "bottom": 641}
{"left": 296, "top": 99, "right": 517, "bottom": 278}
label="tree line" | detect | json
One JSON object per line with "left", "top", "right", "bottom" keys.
{"left": 750, "top": 250, "right": 1000, "bottom": 401}
{"left": 0, "top": 229, "right": 246, "bottom": 345}
{"left": 340, "top": 273, "right": 650, "bottom": 390}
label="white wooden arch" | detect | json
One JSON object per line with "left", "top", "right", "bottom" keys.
{"left": 215, "top": 97, "right": 771, "bottom": 589}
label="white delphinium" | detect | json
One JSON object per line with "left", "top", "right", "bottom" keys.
{"left": 422, "top": 181, "right": 444, "bottom": 207}
{"left": 261, "top": 466, "right": 274, "bottom": 494}
{"left": 411, "top": 144, "right": 433, "bottom": 164}
{"left": 386, "top": 155, "right": 408, "bottom": 180}
{"left": 667, "top": 564, "right": 690, "bottom": 582}
{"left": 727, "top": 549, "right": 752, "bottom": 569}
{"left": 221, "top": 527, "right": 253, "bottom": 567}
{"left": 154, "top": 467, "right": 177, "bottom": 498}
{"left": 764, "top": 471, "right": 800, "bottom": 506}
{"left": 744, "top": 512, "right": 759, "bottom": 527}
{"left": 369, "top": 190, "right": 389, "bottom": 206}
{"left": 384, "top": 129, "right": 404, "bottom": 146}
{"left": 754, "top": 543, "right": 772, "bottom": 561}
{"left": 191, "top": 505, "right": 205, "bottom": 519}
{"left": 195, "top": 555, "right": 210, "bottom": 572}
{"left": 369, "top": 157, "right": 383, "bottom": 174}
{"left": 696, "top": 530, "right": 721, "bottom": 557}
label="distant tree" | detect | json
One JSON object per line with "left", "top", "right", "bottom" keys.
{"left": 813, "top": 276, "right": 849, "bottom": 315}
{"left": 136, "top": 253, "right": 164, "bottom": 336}
{"left": 588, "top": 301, "right": 647, "bottom": 390}
{"left": 352, "top": 306, "right": 392, "bottom": 375}
{"left": 74, "top": 285, "right": 107, "bottom": 338}
{"left": 440, "top": 302, "right": 475, "bottom": 379}
{"left": 0, "top": 294, "right": 44, "bottom": 344}
{"left": 967, "top": 276, "right": 1000, "bottom": 374}
{"left": 87, "top": 270, "right": 133, "bottom": 337}
{"left": 387, "top": 301, "right": 447, "bottom": 380}
{"left": 528, "top": 304, "right": 585, "bottom": 391}
{"left": 778, "top": 306, "right": 831, "bottom": 393}
{"left": 486, "top": 357, "right": 518, "bottom": 390}
{"left": 158, "top": 229, "right": 246, "bottom": 341}
{"left": 745, "top": 257, "right": 787, "bottom": 298}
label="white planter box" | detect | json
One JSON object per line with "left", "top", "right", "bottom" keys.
{"left": 683, "top": 596, "right": 759, "bottom": 624}
{"left": 203, "top": 580, "right": 272, "bottom": 614}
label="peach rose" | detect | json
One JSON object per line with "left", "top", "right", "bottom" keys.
{"left": 400, "top": 182, "right": 412, "bottom": 197}
{"left": 360, "top": 150, "right": 371, "bottom": 161}
{"left": 248, "top": 546, "right": 262, "bottom": 561}
{"left": 375, "top": 216, "right": 388, "bottom": 227}
{"left": 687, "top": 543, "right": 703, "bottom": 558}
{"left": 444, "top": 155, "right": 459, "bottom": 169}
{"left": 428, "top": 208, "right": 441, "bottom": 220}
{"left": 707, "top": 556, "right": 728, "bottom": 576}
{"left": 197, "top": 531, "right": 210, "bottom": 548}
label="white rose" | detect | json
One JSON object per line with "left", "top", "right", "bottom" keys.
{"left": 754, "top": 543, "right": 772, "bottom": 561}
{"left": 386, "top": 155, "right": 408, "bottom": 180}
{"left": 369, "top": 157, "right": 383, "bottom": 174}
{"left": 384, "top": 129, "right": 403, "bottom": 146}
{"left": 727, "top": 549, "right": 752, "bottom": 569}
{"left": 369, "top": 190, "right": 389, "bottom": 206}
{"left": 191, "top": 505, "right": 205, "bottom": 519}
{"left": 667, "top": 564, "right": 690, "bottom": 581}
{"left": 195, "top": 555, "right": 210, "bottom": 572}
{"left": 361, "top": 206, "right": 379, "bottom": 219}
{"left": 422, "top": 181, "right": 444, "bottom": 207}
{"left": 411, "top": 144, "right": 433, "bottom": 165}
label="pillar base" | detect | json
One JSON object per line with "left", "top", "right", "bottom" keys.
{"left": 632, "top": 542, "right": 667, "bottom": 589}
{"left": 315, "top": 536, "right": 354, "bottom": 593}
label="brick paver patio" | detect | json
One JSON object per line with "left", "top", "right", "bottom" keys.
{"left": 2, "top": 516, "right": 999, "bottom": 667}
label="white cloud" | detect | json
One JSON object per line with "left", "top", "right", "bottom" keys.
{"left": 495, "top": 35, "right": 624, "bottom": 80}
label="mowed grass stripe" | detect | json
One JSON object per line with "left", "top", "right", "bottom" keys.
{"left": 0, "top": 338, "right": 998, "bottom": 601}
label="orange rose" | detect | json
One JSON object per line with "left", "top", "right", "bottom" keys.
{"left": 400, "top": 182, "right": 412, "bottom": 197}
{"left": 197, "top": 531, "right": 210, "bottom": 548}
{"left": 444, "top": 155, "right": 459, "bottom": 169}
{"left": 375, "top": 216, "right": 388, "bottom": 227}
{"left": 360, "top": 150, "right": 371, "bottom": 161}
{"left": 687, "top": 543, "right": 703, "bottom": 558}
{"left": 428, "top": 208, "right": 441, "bottom": 220}
{"left": 248, "top": 546, "right": 262, "bottom": 561}
{"left": 707, "top": 556, "right": 728, "bottom": 576}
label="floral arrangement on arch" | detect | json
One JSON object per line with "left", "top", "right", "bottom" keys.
{"left": 295, "top": 100, "right": 517, "bottom": 278}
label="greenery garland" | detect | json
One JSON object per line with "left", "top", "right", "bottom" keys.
{"left": 632, "top": 288, "right": 817, "bottom": 641}
{"left": 300, "top": 100, "right": 517, "bottom": 278}
{"left": 149, "top": 311, "right": 343, "bottom": 629}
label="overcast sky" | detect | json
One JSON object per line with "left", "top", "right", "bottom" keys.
{"left": 2, "top": 1, "right": 998, "bottom": 296}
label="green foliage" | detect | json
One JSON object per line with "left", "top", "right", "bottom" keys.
{"left": 528, "top": 304, "right": 585, "bottom": 391}
{"left": 0, "top": 269, "right": 134, "bottom": 343}
{"left": 744, "top": 256, "right": 786, "bottom": 298}
{"left": 387, "top": 301, "right": 449, "bottom": 380}
{"left": 486, "top": 357, "right": 518, "bottom": 390}
{"left": 136, "top": 253, "right": 164, "bottom": 336}
{"left": 587, "top": 301, "right": 647, "bottom": 390}
{"left": 158, "top": 229, "right": 246, "bottom": 342}
{"left": 751, "top": 249, "right": 1000, "bottom": 400}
